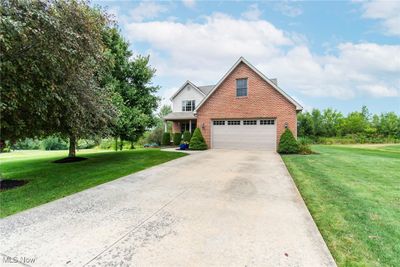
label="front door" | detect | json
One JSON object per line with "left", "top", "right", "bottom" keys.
{"left": 180, "top": 121, "right": 196, "bottom": 133}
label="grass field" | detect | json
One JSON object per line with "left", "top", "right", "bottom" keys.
{"left": 0, "top": 149, "right": 186, "bottom": 218}
{"left": 282, "top": 144, "right": 400, "bottom": 267}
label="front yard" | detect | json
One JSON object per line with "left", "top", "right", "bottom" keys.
{"left": 282, "top": 144, "right": 400, "bottom": 266}
{"left": 0, "top": 149, "right": 186, "bottom": 218}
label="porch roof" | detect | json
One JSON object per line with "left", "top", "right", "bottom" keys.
{"left": 163, "top": 112, "right": 197, "bottom": 121}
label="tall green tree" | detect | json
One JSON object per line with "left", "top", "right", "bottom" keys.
{"left": 297, "top": 112, "right": 313, "bottom": 137}
{"left": 322, "top": 108, "right": 343, "bottom": 137}
{"left": 157, "top": 104, "right": 172, "bottom": 131}
{"left": 311, "top": 109, "right": 326, "bottom": 137}
{"left": 101, "top": 28, "right": 159, "bottom": 150}
{"left": 341, "top": 111, "right": 369, "bottom": 135}
{"left": 379, "top": 112, "right": 400, "bottom": 137}
{"left": 1, "top": 0, "right": 116, "bottom": 156}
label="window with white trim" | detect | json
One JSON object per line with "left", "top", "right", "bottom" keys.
{"left": 236, "top": 78, "right": 248, "bottom": 97}
{"left": 260, "top": 119, "right": 275, "bottom": 125}
{"left": 182, "top": 100, "right": 195, "bottom": 111}
{"left": 228, "top": 120, "right": 240, "bottom": 125}
{"left": 243, "top": 120, "right": 257, "bottom": 125}
{"left": 213, "top": 120, "right": 225, "bottom": 125}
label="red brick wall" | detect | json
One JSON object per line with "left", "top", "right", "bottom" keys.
{"left": 172, "top": 121, "right": 180, "bottom": 133}
{"left": 196, "top": 62, "right": 298, "bottom": 149}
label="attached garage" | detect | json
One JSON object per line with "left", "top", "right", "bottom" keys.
{"left": 211, "top": 119, "right": 276, "bottom": 150}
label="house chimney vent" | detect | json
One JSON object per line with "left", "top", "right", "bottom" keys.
{"left": 270, "top": 78, "right": 278, "bottom": 86}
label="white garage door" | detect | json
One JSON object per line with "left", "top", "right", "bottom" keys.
{"left": 212, "top": 119, "right": 276, "bottom": 150}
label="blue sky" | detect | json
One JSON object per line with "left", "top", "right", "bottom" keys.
{"left": 94, "top": 0, "right": 400, "bottom": 115}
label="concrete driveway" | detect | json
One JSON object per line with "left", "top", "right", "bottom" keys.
{"left": 0, "top": 150, "right": 336, "bottom": 267}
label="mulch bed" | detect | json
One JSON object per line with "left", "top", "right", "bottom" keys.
{"left": 53, "top": 157, "right": 88, "bottom": 164}
{"left": 0, "top": 179, "right": 29, "bottom": 191}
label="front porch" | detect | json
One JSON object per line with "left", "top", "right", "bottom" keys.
{"left": 163, "top": 112, "right": 197, "bottom": 134}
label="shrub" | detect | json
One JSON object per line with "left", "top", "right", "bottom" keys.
{"left": 136, "top": 132, "right": 150, "bottom": 147}
{"left": 173, "top": 133, "right": 182, "bottom": 146}
{"left": 99, "top": 138, "right": 114, "bottom": 149}
{"left": 147, "top": 127, "right": 164, "bottom": 145}
{"left": 182, "top": 131, "right": 191, "bottom": 142}
{"left": 162, "top": 132, "right": 171, "bottom": 146}
{"left": 41, "top": 136, "right": 68, "bottom": 150}
{"left": 77, "top": 139, "right": 97, "bottom": 149}
{"left": 278, "top": 129, "right": 300, "bottom": 154}
{"left": 189, "top": 128, "right": 207, "bottom": 150}
{"left": 13, "top": 138, "right": 41, "bottom": 150}
{"left": 298, "top": 137, "right": 313, "bottom": 155}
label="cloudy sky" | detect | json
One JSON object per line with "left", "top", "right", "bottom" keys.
{"left": 94, "top": 0, "right": 400, "bottom": 114}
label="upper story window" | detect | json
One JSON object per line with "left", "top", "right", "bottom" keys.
{"left": 182, "top": 100, "right": 195, "bottom": 111}
{"left": 236, "top": 78, "right": 248, "bottom": 97}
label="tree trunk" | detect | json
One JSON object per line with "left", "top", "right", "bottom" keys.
{"left": 0, "top": 139, "right": 5, "bottom": 153}
{"left": 119, "top": 137, "right": 123, "bottom": 151}
{"left": 68, "top": 135, "right": 76, "bottom": 158}
{"left": 130, "top": 140, "right": 135, "bottom": 149}
{"left": 114, "top": 137, "right": 118, "bottom": 151}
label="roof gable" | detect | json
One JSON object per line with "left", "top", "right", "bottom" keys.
{"left": 170, "top": 80, "right": 205, "bottom": 101}
{"left": 195, "top": 57, "right": 303, "bottom": 111}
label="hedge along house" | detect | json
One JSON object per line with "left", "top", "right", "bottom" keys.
{"left": 163, "top": 57, "right": 303, "bottom": 151}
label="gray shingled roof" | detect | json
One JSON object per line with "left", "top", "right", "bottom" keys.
{"left": 163, "top": 112, "right": 197, "bottom": 120}
{"left": 198, "top": 85, "right": 214, "bottom": 95}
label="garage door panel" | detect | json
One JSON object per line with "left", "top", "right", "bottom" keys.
{"left": 212, "top": 120, "right": 276, "bottom": 150}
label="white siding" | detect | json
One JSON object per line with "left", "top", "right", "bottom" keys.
{"left": 172, "top": 84, "right": 205, "bottom": 112}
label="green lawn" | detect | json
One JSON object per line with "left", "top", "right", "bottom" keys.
{"left": 0, "top": 149, "right": 186, "bottom": 218}
{"left": 282, "top": 144, "right": 400, "bottom": 267}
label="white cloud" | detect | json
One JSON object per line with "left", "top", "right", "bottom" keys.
{"left": 359, "top": 0, "right": 400, "bottom": 36}
{"left": 129, "top": 1, "right": 168, "bottom": 22}
{"left": 182, "top": 0, "right": 196, "bottom": 8}
{"left": 124, "top": 13, "right": 400, "bottom": 99}
{"left": 241, "top": 4, "right": 262, "bottom": 20}
{"left": 275, "top": 1, "right": 303, "bottom": 17}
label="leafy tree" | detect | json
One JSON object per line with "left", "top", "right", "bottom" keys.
{"left": 147, "top": 127, "right": 163, "bottom": 145}
{"left": 341, "top": 111, "right": 368, "bottom": 135}
{"left": 311, "top": 109, "right": 326, "bottom": 137}
{"left": 102, "top": 28, "right": 160, "bottom": 150}
{"left": 189, "top": 128, "right": 207, "bottom": 150}
{"left": 361, "top": 105, "right": 371, "bottom": 121}
{"left": 157, "top": 105, "right": 172, "bottom": 131}
{"left": 144, "top": 105, "right": 172, "bottom": 146}
{"left": 1, "top": 0, "right": 115, "bottom": 157}
{"left": 297, "top": 106, "right": 399, "bottom": 141}
{"left": 322, "top": 108, "right": 343, "bottom": 137}
{"left": 297, "top": 112, "right": 313, "bottom": 137}
{"left": 379, "top": 112, "right": 400, "bottom": 137}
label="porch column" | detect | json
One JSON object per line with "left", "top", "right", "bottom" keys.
{"left": 164, "top": 121, "right": 167, "bottom": 132}
{"left": 189, "top": 120, "right": 192, "bottom": 133}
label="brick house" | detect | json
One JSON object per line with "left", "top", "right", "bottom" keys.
{"left": 163, "top": 57, "right": 303, "bottom": 150}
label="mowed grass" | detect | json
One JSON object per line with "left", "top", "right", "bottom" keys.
{"left": 282, "top": 145, "right": 400, "bottom": 267}
{"left": 0, "top": 149, "right": 186, "bottom": 218}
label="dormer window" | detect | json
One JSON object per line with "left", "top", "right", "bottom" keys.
{"left": 182, "top": 100, "right": 195, "bottom": 111}
{"left": 236, "top": 78, "right": 248, "bottom": 97}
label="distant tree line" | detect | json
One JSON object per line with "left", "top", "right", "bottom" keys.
{"left": 298, "top": 106, "right": 400, "bottom": 143}
{"left": 1, "top": 0, "right": 159, "bottom": 157}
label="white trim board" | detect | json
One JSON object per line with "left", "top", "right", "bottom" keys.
{"left": 170, "top": 80, "right": 206, "bottom": 101}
